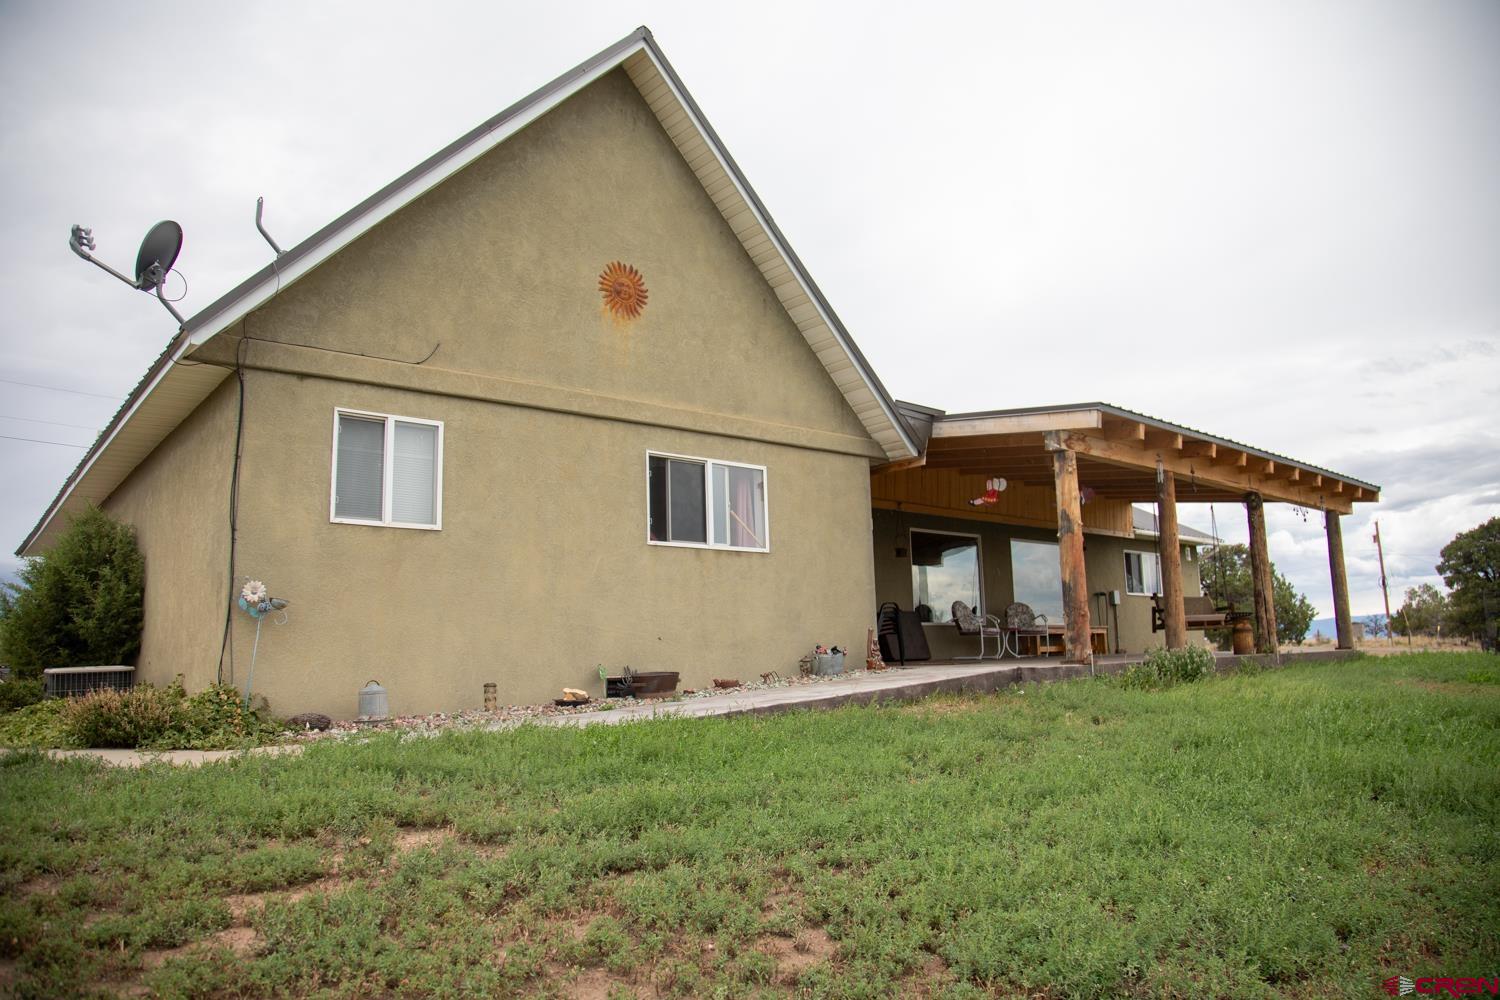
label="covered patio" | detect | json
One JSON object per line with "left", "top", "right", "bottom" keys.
{"left": 873, "top": 402, "right": 1381, "bottom": 664}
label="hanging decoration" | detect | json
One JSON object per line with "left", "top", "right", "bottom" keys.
{"left": 967, "top": 477, "right": 1007, "bottom": 507}
{"left": 598, "top": 261, "right": 648, "bottom": 320}
{"left": 1080, "top": 486, "right": 1097, "bottom": 505}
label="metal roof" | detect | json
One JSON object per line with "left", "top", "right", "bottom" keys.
{"left": 935, "top": 400, "right": 1381, "bottom": 492}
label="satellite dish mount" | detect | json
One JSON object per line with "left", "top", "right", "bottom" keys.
{"left": 69, "top": 220, "right": 186, "bottom": 326}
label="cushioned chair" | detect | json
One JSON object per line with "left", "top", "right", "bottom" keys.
{"left": 951, "top": 601, "right": 1006, "bottom": 661}
{"left": 1003, "top": 602, "right": 1051, "bottom": 657}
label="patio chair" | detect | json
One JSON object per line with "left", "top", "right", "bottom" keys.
{"left": 1003, "top": 602, "right": 1051, "bottom": 658}
{"left": 950, "top": 601, "right": 1006, "bottom": 661}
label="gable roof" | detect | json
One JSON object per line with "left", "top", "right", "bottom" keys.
{"left": 19, "top": 27, "right": 917, "bottom": 557}
{"left": 1131, "top": 507, "right": 1218, "bottom": 546}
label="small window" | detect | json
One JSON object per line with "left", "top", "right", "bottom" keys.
{"left": 647, "top": 453, "right": 767, "bottom": 550}
{"left": 332, "top": 410, "right": 442, "bottom": 529}
{"left": 911, "top": 530, "right": 981, "bottom": 623}
{"left": 1124, "top": 551, "right": 1162, "bottom": 596}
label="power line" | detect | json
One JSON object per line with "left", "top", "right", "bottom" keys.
{"left": 0, "top": 413, "right": 100, "bottom": 431}
{"left": 0, "top": 434, "right": 88, "bottom": 449}
{"left": 0, "top": 376, "right": 119, "bottom": 400}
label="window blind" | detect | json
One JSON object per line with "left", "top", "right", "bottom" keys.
{"left": 391, "top": 421, "right": 438, "bottom": 525}
{"left": 335, "top": 415, "right": 385, "bottom": 521}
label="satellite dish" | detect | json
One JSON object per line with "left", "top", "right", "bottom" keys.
{"left": 134, "top": 221, "right": 183, "bottom": 291}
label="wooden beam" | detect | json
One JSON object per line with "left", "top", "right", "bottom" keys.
{"left": 1052, "top": 432, "right": 1354, "bottom": 513}
{"left": 1051, "top": 447, "right": 1093, "bottom": 665}
{"left": 1103, "top": 420, "right": 1146, "bottom": 442}
{"left": 1326, "top": 511, "right": 1353, "bottom": 650}
{"left": 1145, "top": 430, "right": 1184, "bottom": 451}
{"left": 871, "top": 455, "right": 926, "bottom": 476}
{"left": 1181, "top": 441, "right": 1217, "bottom": 459}
{"left": 1214, "top": 449, "right": 1249, "bottom": 469}
{"left": 1245, "top": 493, "right": 1279, "bottom": 656}
{"left": 1158, "top": 472, "right": 1187, "bottom": 650}
{"left": 931, "top": 410, "right": 1102, "bottom": 439}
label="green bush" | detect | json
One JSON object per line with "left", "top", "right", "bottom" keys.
{"left": 0, "top": 506, "right": 144, "bottom": 679}
{"left": 1117, "top": 645, "right": 1216, "bottom": 690}
{"left": 64, "top": 684, "right": 184, "bottom": 749}
{"left": 0, "top": 699, "right": 78, "bottom": 749}
{"left": 60, "top": 681, "right": 285, "bottom": 750}
{"left": 0, "top": 677, "right": 44, "bottom": 713}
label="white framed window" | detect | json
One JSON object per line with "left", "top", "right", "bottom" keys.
{"left": 331, "top": 409, "right": 443, "bottom": 530}
{"left": 911, "top": 529, "right": 982, "bottom": 623}
{"left": 1124, "top": 550, "right": 1162, "bottom": 596}
{"left": 646, "top": 452, "right": 768, "bottom": 552}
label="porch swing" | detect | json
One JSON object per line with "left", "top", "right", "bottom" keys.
{"left": 1149, "top": 470, "right": 1235, "bottom": 634}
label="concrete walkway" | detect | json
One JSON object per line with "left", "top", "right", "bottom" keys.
{"left": 530, "top": 659, "right": 1098, "bottom": 728}
{"left": 8, "top": 648, "right": 1357, "bottom": 766}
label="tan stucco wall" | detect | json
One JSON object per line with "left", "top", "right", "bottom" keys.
{"left": 872, "top": 509, "right": 1206, "bottom": 659}
{"left": 222, "top": 373, "right": 874, "bottom": 717}
{"left": 162, "top": 69, "right": 885, "bottom": 718}
{"left": 101, "top": 379, "right": 236, "bottom": 692}
{"left": 236, "top": 69, "right": 873, "bottom": 450}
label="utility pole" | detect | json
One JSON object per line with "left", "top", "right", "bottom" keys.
{"left": 1373, "top": 520, "right": 1394, "bottom": 647}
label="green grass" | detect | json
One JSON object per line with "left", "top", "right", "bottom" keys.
{"left": 1, "top": 652, "right": 1496, "bottom": 998}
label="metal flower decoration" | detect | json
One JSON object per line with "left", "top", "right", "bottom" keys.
{"left": 598, "top": 261, "right": 648, "bottom": 320}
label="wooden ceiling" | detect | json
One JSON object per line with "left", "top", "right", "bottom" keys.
{"left": 881, "top": 408, "right": 1378, "bottom": 515}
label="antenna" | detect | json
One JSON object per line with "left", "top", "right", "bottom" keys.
{"left": 69, "top": 220, "right": 186, "bottom": 326}
{"left": 255, "top": 197, "right": 284, "bottom": 257}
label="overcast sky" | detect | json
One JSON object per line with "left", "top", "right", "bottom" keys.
{"left": 2, "top": 1, "right": 1496, "bottom": 622}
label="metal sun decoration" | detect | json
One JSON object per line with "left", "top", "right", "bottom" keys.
{"left": 237, "top": 579, "right": 290, "bottom": 709}
{"left": 598, "top": 261, "right": 648, "bottom": 320}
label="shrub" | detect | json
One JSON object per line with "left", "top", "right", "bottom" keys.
{"left": 0, "top": 677, "right": 44, "bottom": 713}
{"left": 60, "top": 680, "right": 285, "bottom": 750}
{"left": 1117, "top": 645, "right": 1216, "bottom": 690}
{"left": 64, "top": 683, "right": 184, "bottom": 749}
{"left": 0, "top": 699, "right": 78, "bottom": 749}
{"left": 0, "top": 506, "right": 144, "bottom": 679}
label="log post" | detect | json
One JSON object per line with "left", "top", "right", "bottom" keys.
{"left": 1156, "top": 469, "right": 1187, "bottom": 649}
{"left": 1050, "top": 444, "right": 1093, "bottom": 664}
{"left": 1325, "top": 510, "right": 1353, "bottom": 650}
{"left": 1245, "top": 492, "right": 1279, "bottom": 655}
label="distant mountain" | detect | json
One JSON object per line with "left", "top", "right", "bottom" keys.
{"left": 1308, "top": 615, "right": 1385, "bottom": 639}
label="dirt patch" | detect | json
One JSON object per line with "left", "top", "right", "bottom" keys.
{"left": 569, "top": 966, "right": 639, "bottom": 999}
{"left": 898, "top": 953, "right": 955, "bottom": 997}
{"left": 760, "top": 927, "right": 837, "bottom": 983}
{"left": 15, "top": 874, "right": 60, "bottom": 898}
{"left": 142, "top": 925, "right": 261, "bottom": 971}
{"left": 225, "top": 875, "right": 345, "bottom": 922}
{"left": 759, "top": 883, "right": 805, "bottom": 917}
{"left": 394, "top": 827, "right": 454, "bottom": 853}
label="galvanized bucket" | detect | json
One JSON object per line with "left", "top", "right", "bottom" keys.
{"left": 358, "top": 679, "right": 389, "bottom": 721}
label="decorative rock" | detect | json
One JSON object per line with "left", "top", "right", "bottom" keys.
{"left": 288, "top": 712, "right": 332, "bottom": 731}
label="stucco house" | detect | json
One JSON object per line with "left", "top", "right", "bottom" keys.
{"left": 20, "top": 28, "right": 1379, "bottom": 718}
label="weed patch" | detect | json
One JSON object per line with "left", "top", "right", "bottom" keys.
{"left": 0, "top": 652, "right": 1495, "bottom": 997}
